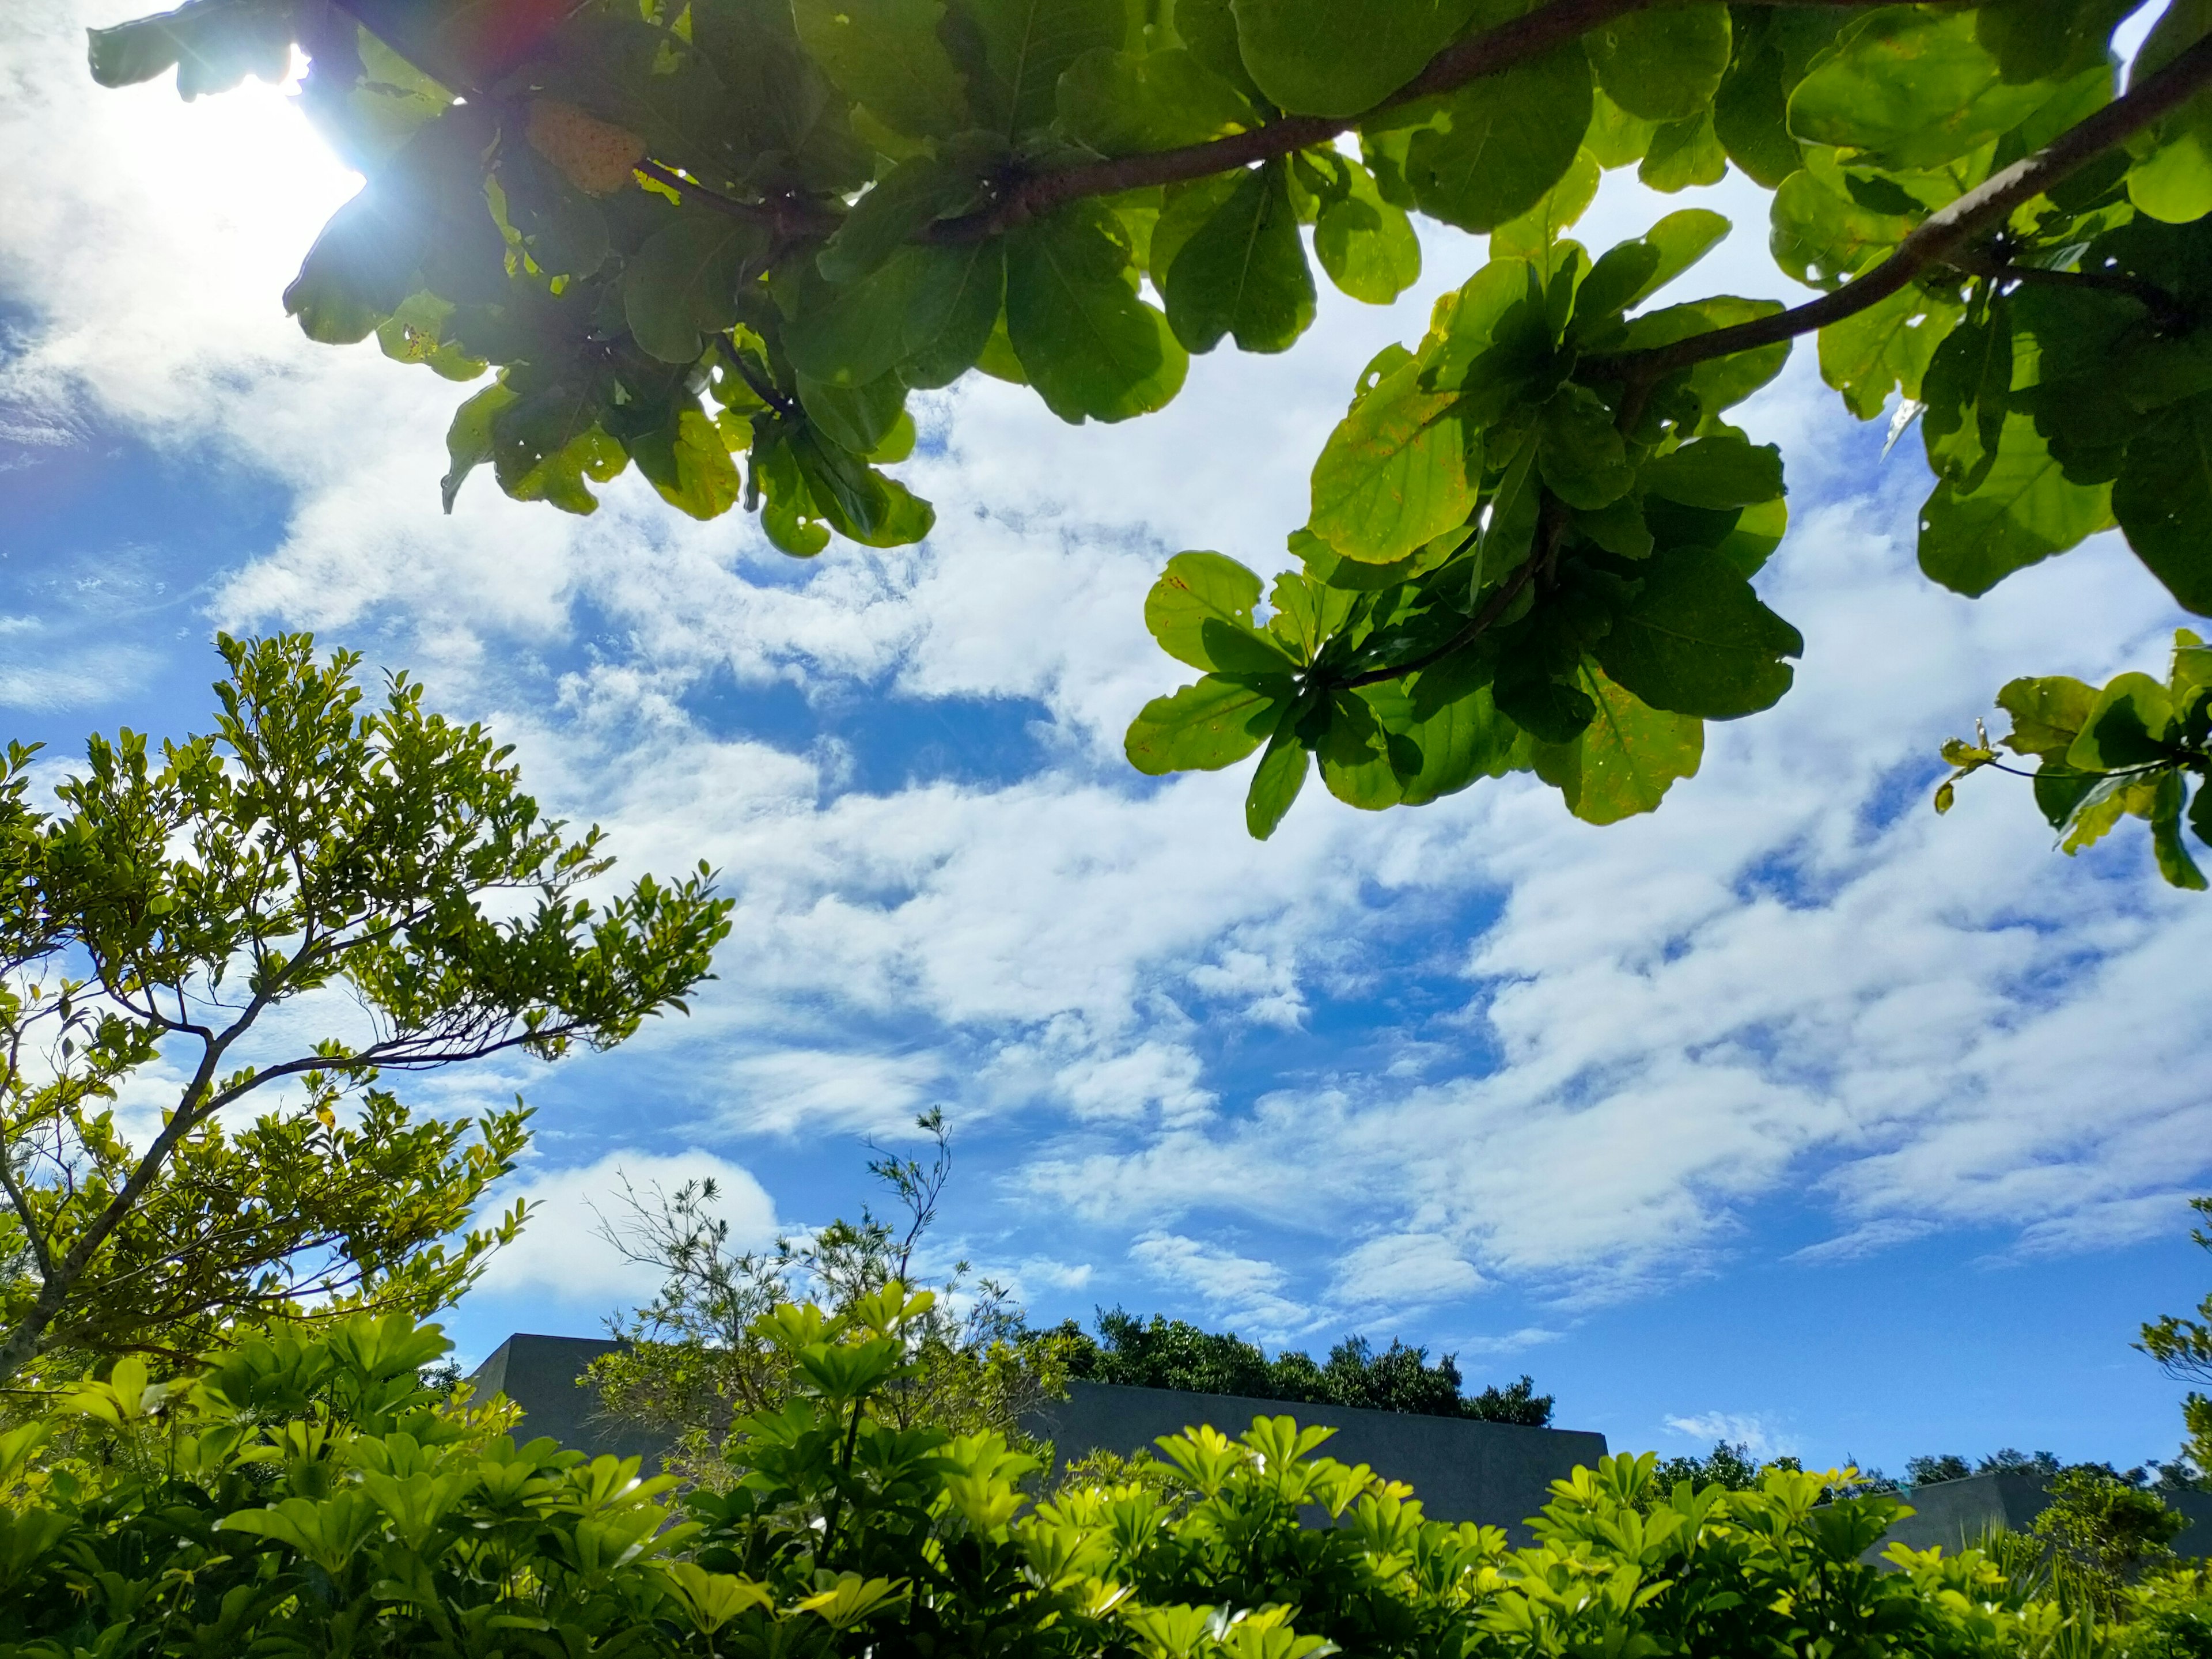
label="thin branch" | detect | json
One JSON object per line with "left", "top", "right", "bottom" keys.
{"left": 1594, "top": 31, "right": 2212, "bottom": 385}
{"left": 1944, "top": 248, "right": 2191, "bottom": 332}
{"left": 634, "top": 160, "right": 838, "bottom": 243}
{"left": 1342, "top": 550, "right": 1543, "bottom": 691}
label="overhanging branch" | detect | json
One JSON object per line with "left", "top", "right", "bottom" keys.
{"left": 1593, "top": 31, "right": 2212, "bottom": 385}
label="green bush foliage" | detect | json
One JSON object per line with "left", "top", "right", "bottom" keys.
{"left": 1056, "top": 1309, "right": 1553, "bottom": 1426}
{"left": 0, "top": 1287, "right": 2110, "bottom": 1659}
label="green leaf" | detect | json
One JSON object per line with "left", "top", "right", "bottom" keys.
{"left": 793, "top": 0, "right": 971, "bottom": 139}
{"left": 1395, "top": 681, "right": 1531, "bottom": 805}
{"left": 1312, "top": 162, "right": 1423, "bottom": 305}
{"left": 1770, "top": 168, "right": 1916, "bottom": 287}
{"left": 1244, "top": 724, "right": 1310, "bottom": 839}
{"left": 798, "top": 372, "right": 910, "bottom": 456}
{"left": 1639, "top": 435, "right": 1785, "bottom": 509}
{"left": 1229, "top": 0, "right": 1476, "bottom": 117}
{"left": 1006, "top": 203, "right": 1187, "bottom": 422}
{"left": 1711, "top": 10, "right": 1808, "bottom": 187}
{"left": 2066, "top": 672, "right": 2176, "bottom": 771}
{"left": 1717, "top": 495, "right": 1788, "bottom": 577}
{"left": 785, "top": 426, "right": 937, "bottom": 547}
{"left": 1163, "top": 161, "right": 1316, "bottom": 354}
{"left": 2128, "top": 112, "right": 2212, "bottom": 225}
{"left": 627, "top": 404, "right": 744, "bottom": 521}
{"left": 1309, "top": 357, "right": 1479, "bottom": 563}
{"left": 2150, "top": 770, "right": 2209, "bottom": 888}
{"left": 1537, "top": 385, "right": 1634, "bottom": 510}
{"left": 1996, "top": 675, "right": 2096, "bottom": 757}
{"left": 1594, "top": 548, "right": 1802, "bottom": 718}
{"left": 1918, "top": 412, "right": 2114, "bottom": 595}
{"left": 1316, "top": 687, "right": 1414, "bottom": 810}
{"left": 1921, "top": 308, "right": 2012, "bottom": 491}
{"left": 1125, "top": 675, "right": 1293, "bottom": 774}
{"left": 1056, "top": 46, "right": 1255, "bottom": 154}
{"left": 88, "top": 0, "right": 295, "bottom": 98}
{"left": 441, "top": 381, "right": 517, "bottom": 513}
{"left": 2112, "top": 394, "right": 2212, "bottom": 615}
{"left": 1639, "top": 109, "right": 1729, "bottom": 192}
{"left": 1585, "top": 5, "right": 1731, "bottom": 123}
{"left": 1488, "top": 149, "right": 1602, "bottom": 267}
{"left": 900, "top": 240, "right": 1007, "bottom": 389}
{"left": 951, "top": 0, "right": 1124, "bottom": 137}
{"left": 1532, "top": 662, "right": 1703, "bottom": 824}
{"left": 819, "top": 158, "right": 982, "bottom": 285}
{"left": 1143, "top": 552, "right": 1301, "bottom": 674}
{"left": 1405, "top": 46, "right": 1594, "bottom": 233}
{"left": 1265, "top": 566, "right": 1358, "bottom": 660}
{"left": 624, "top": 213, "right": 763, "bottom": 365}
{"left": 1817, "top": 283, "right": 1948, "bottom": 420}
{"left": 1787, "top": 8, "right": 2056, "bottom": 169}
{"left": 1615, "top": 296, "right": 1791, "bottom": 418}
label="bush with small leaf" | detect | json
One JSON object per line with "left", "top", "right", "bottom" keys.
{"left": 0, "top": 1286, "right": 2097, "bottom": 1659}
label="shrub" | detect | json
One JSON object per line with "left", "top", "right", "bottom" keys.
{"left": 0, "top": 1288, "right": 2095, "bottom": 1659}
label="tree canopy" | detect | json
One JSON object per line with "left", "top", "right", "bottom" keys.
{"left": 86, "top": 0, "right": 2212, "bottom": 874}
{"left": 0, "top": 634, "right": 732, "bottom": 1382}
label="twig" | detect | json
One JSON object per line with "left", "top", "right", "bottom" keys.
{"left": 1944, "top": 248, "right": 2191, "bottom": 332}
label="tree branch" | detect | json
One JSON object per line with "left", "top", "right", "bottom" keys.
{"left": 1945, "top": 248, "right": 2191, "bottom": 332}
{"left": 1342, "top": 550, "right": 1543, "bottom": 691}
{"left": 1594, "top": 31, "right": 2212, "bottom": 385}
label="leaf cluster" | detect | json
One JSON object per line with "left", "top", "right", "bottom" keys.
{"left": 0, "top": 1289, "right": 2102, "bottom": 1659}
{"left": 1938, "top": 628, "right": 2212, "bottom": 888}
{"left": 84, "top": 0, "right": 2212, "bottom": 855}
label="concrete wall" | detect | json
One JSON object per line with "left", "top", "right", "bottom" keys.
{"left": 1874, "top": 1470, "right": 2212, "bottom": 1561}
{"left": 468, "top": 1333, "right": 671, "bottom": 1465}
{"left": 1024, "top": 1378, "right": 1608, "bottom": 1546}
{"left": 467, "top": 1334, "right": 1606, "bottom": 1543}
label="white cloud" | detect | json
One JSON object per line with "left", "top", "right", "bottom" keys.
{"left": 474, "top": 1149, "right": 779, "bottom": 1307}
{"left": 1664, "top": 1411, "right": 1800, "bottom": 1461}
{"left": 5, "top": 0, "right": 2210, "bottom": 1371}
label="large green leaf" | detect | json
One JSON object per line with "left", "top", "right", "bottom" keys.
{"left": 1143, "top": 551, "right": 1302, "bottom": 673}
{"left": 1639, "top": 109, "right": 1729, "bottom": 192}
{"left": 1532, "top": 662, "right": 1703, "bottom": 824}
{"left": 1056, "top": 46, "right": 1254, "bottom": 154}
{"left": 626, "top": 403, "right": 744, "bottom": 521}
{"left": 2112, "top": 394, "right": 2212, "bottom": 615}
{"left": 623, "top": 213, "right": 761, "bottom": 365}
{"left": 2065, "top": 672, "right": 2176, "bottom": 770}
{"left": 1006, "top": 203, "right": 1187, "bottom": 422}
{"left": 1585, "top": 5, "right": 1731, "bottom": 123}
{"left": 1817, "top": 283, "right": 1949, "bottom": 419}
{"left": 1770, "top": 168, "right": 1915, "bottom": 287}
{"left": 1996, "top": 674, "right": 2096, "bottom": 758}
{"left": 1639, "top": 435, "right": 1785, "bottom": 509}
{"left": 952, "top": 0, "right": 1124, "bottom": 137}
{"left": 88, "top": 0, "right": 296, "bottom": 98}
{"left": 900, "top": 240, "right": 1006, "bottom": 389}
{"left": 1163, "top": 161, "right": 1315, "bottom": 354}
{"left": 1395, "top": 681, "right": 1531, "bottom": 805}
{"left": 1229, "top": 0, "right": 1476, "bottom": 117}
{"left": 787, "top": 242, "right": 1006, "bottom": 392}
{"left": 1919, "top": 411, "right": 2115, "bottom": 595}
{"left": 1309, "top": 358, "right": 1478, "bottom": 563}
{"left": 1787, "top": 9, "right": 2056, "bottom": 168}
{"left": 1594, "top": 548, "right": 1802, "bottom": 718}
{"left": 1244, "top": 724, "right": 1310, "bottom": 839}
{"left": 1124, "top": 675, "right": 1293, "bottom": 773}
{"left": 1405, "top": 47, "right": 1594, "bottom": 233}
{"left": 1310, "top": 159, "right": 1422, "bottom": 304}
{"left": 792, "top": 0, "right": 970, "bottom": 138}
{"left": 1537, "top": 386, "right": 1634, "bottom": 510}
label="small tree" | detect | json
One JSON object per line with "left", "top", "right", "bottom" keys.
{"left": 0, "top": 634, "right": 732, "bottom": 1381}
{"left": 2141, "top": 1196, "right": 2212, "bottom": 1490}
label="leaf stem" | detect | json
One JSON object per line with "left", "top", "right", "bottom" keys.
{"left": 1945, "top": 248, "right": 2191, "bottom": 333}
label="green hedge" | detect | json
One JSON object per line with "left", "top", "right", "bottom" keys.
{"left": 0, "top": 1291, "right": 2147, "bottom": 1658}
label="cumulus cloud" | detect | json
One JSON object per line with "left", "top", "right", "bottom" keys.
{"left": 1664, "top": 1411, "right": 1800, "bottom": 1461}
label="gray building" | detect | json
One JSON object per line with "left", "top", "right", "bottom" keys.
{"left": 1876, "top": 1468, "right": 2212, "bottom": 1560}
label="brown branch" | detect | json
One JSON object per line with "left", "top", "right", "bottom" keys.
{"left": 928, "top": 0, "right": 1905, "bottom": 242}
{"left": 1594, "top": 31, "right": 2212, "bottom": 385}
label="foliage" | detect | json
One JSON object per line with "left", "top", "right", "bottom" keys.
{"left": 1910, "top": 1451, "right": 2066, "bottom": 1486}
{"left": 2139, "top": 1198, "right": 2212, "bottom": 1493}
{"left": 1058, "top": 1308, "right": 1553, "bottom": 1425}
{"left": 2032, "top": 1465, "right": 2190, "bottom": 1617}
{"left": 0, "top": 1286, "right": 2101, "bottom": 1659}
{"left": 1940, "top": 631, "right": 2212, "bottom": 889}
{"left": 88, "top": 0, "right": 2212, "bottom": 863}
{"left": 586, "top": 1110, "right": 1078, "bottom": 1484}
{"left": 2118, "top": 1568, "right": 2212, "bottom": 1658}
{"left": 0, "top": 634, "right": 732, "bottom": 1384}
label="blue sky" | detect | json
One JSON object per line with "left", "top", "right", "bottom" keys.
{"left": 6, "top": 1, "right": 2212, "bottom": 1482}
